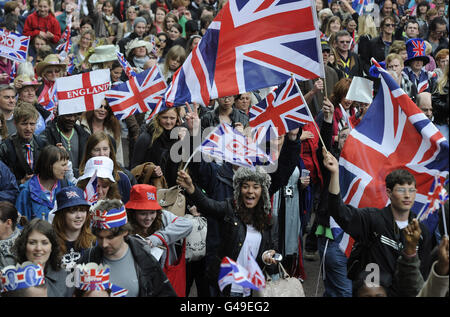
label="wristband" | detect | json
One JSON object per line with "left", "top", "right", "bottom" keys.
{"left": 402, "top": 251, "right": 417, "bottom": 258}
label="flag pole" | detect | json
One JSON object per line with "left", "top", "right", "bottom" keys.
{"left": 442, "top": 204, "right": 448, "bottom": 237}
{"left": 292, "top": 74, "right": 328, "bottom": 152}
{"left": 182, "top": 147, "right": 199, "bottom": 172}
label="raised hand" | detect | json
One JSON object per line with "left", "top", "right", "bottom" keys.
{"left": 403, "top": 218, "right": 422, "bottom": 256}
{"left": 177, "top": 170, "right": 195, "bottom": 194}
{"left": 184, "top": 102, "right": 200, "bottom": 135}
{"left": 436, "top": 236, "right": 449, "bottom": 276}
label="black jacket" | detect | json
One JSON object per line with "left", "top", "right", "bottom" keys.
{"left": 78, "top": 236, "right": 177, "bottom": 297}
{"left": 329, "top": 192, "right": 432, "bottom": 295}
{"left": 188, "top": 187, "right": 275, "bottom": 296}
{"left": 200, "top": 107, "right": 249, "bottom": 132}
{"left": 361, "top": 36, "right": 391, "bottom": 77}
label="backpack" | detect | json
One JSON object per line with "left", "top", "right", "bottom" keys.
{"left": 131, "top": 162, "right": 168, "bottom": 189}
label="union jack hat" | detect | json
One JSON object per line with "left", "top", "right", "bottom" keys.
{"left": 76, "top": 263, "right": 128, "bottom": 297}
{"left": 125, "top": 184, "right": 162, "bottom": 211}
{"left": 405, "top": 38, "right": 430, "bottom": 66}
{"left": 91, "top": 204, "right": 128, "bottom": 229}
{"left": 1, "top": 262, "right": 45, "bottom": 293}
{"left": 55, "top": 186, "right": 90, "bottom": 212}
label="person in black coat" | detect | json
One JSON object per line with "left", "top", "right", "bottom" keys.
{"left": 177, "top": 166, "right": 279, "bottom": 297}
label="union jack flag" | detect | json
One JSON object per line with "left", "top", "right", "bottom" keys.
{"left": 91, "top": 205, "right": 128, "bottom": 229}
{"left": 79, "top": 266, "right": 110, "bottom": 291}
{"left": 66, "top": 191, "right": 80, "bottom": 199}
{"left": 109, "top": 284, "right": 128, "bottom": 297}
{"left": 218, "top": 256, "right": 263, "bottom": 291}
{"left": 105, "top": 64, "right": 167, "bottom": 121}
{"left": 117, "top": 50, "right": 137, "bottom": 78}
{"left": 337, "top": 58, "right": 449, "bottom": 256}
{"left": 417, "top": 176, "right": 449, "bottom": 223}
{"left": 9, "top": 61, "right": 18, "bottom": 83}
{"left": 38, "top": 83, "right": 58, "bottom": 112}
{"left": 201, "top": 122, "right": 273, "bottom": 169}
{"left": 352, "top": 0, "right": 368, "bottom": 15}
{"left": 0, "top": 28, "right": 30, "bottom": 63}
{"left": 56, "top": 25, "right": 72, "bottom": 53}
{"left": 165, "top": 0, "right": 324, "bottom": 106}
{"left": 84, "top": 171, "right": 98, "bottom": 205}
{"left": 249, "top": 77, "right": 314, "bottom": 143}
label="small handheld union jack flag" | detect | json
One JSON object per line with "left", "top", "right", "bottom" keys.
{"left": 9, "top": 61, "right": 18, "bottom": 83}
{"left": 417, "top": 176, "right": 449, "bottom": 222}
{"left": 117, "top": 50, "right": 137, "bottom": 78}
{"left": 56, "top": 25, "right": 72, "bottom": 53}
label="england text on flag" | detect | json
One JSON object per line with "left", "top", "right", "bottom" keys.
{"left": 200, "top": 122, "right": 273, "bottom": 169}
{"left": 249, "top": 77, "right": 314, "bottom": 143}
{"left": 337, "top": 58, "right": 449, "bottom": 255}
{"left": 105, "top": 65, "right": 167, "bottom": 121}
{"left": 165, "top": 0, "right": 324, "bottom": 106}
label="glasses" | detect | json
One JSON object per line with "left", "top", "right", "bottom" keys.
{"left": 45, "top": 69, "right": 61, "bottom": 74}
{"left": 394, "top": 188, "right": 417, "bottom": 194}
{"left": 384, "top": 23, "right": 395, "bottom": 27}
{"left": 339, "top": 40, "right": 350, "bottom": 44}
{"left": 158, "top": 38, "right": 166, "bottom": 43}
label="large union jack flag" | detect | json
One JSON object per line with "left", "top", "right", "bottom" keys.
{"left": 249, "top": 77, "right": 314, "bottom": 143}
{"left": 201, "top": 122, "right": 273, "bottom": 169}
{"left": 105, "top": 64, "right": 167, "bottom": 121}
{"left": 337, "top": 58, "right": 449, "bottom": 256}
{"left": 165, "top": 0, "right": 324, "bottom": 106}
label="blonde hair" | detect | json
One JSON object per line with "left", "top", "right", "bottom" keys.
{"left": 150, "top": 107, "right": 181, "bottom": 146}
{"left": 423, "top": 40, "right": 433, "bottom": 55}
{"left": 38, "top": 0, "right": 55, "bottom": 15}
{"left": 436, "top": 63, "right": 448, "bottom": 94}
{"left": 385, "top": 53, "right": 404, "bottom": 67}
{"left": 358, "top": 15, "right": 378, "bottom": 39}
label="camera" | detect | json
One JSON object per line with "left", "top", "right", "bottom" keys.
{"left": 284, "top": 185, "right": 293, "bottom": 198}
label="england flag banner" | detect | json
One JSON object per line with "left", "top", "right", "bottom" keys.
{"left": 56, "top": 70, "right": 111, "bottom": 115}
{"left": 0, "top": 28, "right": 30, "bottom": 63}
{"left": 165, "top": 0, "right": 324, "bottom": 106}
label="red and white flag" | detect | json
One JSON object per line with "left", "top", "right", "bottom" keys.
{"left": 56, "top": 70, "right": 111, "bottom": 115}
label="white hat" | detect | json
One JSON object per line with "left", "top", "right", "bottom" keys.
{"left": 125, "top": 39, "right": 153, "bottom": 58}
{"left": 345, "top": 77, "right": 373, "bottom": 104}
{"left": 78, "top": 156, "right": 115, "bottom": 183}
{"left": 88, "top": 45, "right": 118, "bottom": 64}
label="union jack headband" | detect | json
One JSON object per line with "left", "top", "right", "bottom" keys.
{"left": 1, "top": 262, "right": 45, "bottom": 293}
{"left": 77, "top": 263, "right": 111, "bottom": 291}
{"left": 91, "top": 205, "right": 128, "bottom": 229}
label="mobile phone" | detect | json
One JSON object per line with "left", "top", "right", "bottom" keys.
{"left": 273, "top": 253, "right": 283, "bottom": 261}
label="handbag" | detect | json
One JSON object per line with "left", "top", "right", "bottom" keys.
{"left": 253, "top": 262, "right": 305, "bottom": 297}
{"left": 184, "top": 214, "right": 207, "bottom": 262}
{"left": 157, "top": 186, "right": 186, "bottom": 217}
{"left": 161, "top": 239, "right": 186, "bottom": 297}
{"left": 131, "top": 162, "right": 168, "bottom": 189}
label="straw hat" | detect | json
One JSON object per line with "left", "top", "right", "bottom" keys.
{"left": 14, "top": 74, "right": 40, "bottom": 89}
{"left": 88, "top": 45, "right": 118, "bottom": 64}
{"left": 125, "top": 39, "right": 153, "bottom": 58}
{"left": 35, "top": 54, "right": 67, "bottom": 77}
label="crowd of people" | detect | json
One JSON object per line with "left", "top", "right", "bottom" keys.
{"left": 0, "top": 0, "right": 448, "bottom": 298}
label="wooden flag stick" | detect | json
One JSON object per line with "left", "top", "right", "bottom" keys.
{"left": 442, "top": 204, "right": 448, "bottom": 237}
{"left": 292, "top": 74, "right": 328, "bottom": 152}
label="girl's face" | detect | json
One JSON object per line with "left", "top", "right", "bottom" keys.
{"left": 135, "top": 210, "right": 158, "bottom": 229}
{"left": 347, "top": 20, "right": 357, "bottom": 33}
{"left": 102, "top": 2, "right": 114, "bottom": 16}
{"left": 52, "top": 159, "right": 69, "bottom": 180}
{"left": 168, "top": 26, "right": 181, "bottom": 40}
{"left": 91, "top": 139, "right": 110, "bottom": 158}
{"left": 315, "top": 0, "right": 323, "bottom": 12}
{"left": 81, "top": 23, "right": 93, "bottom": 34}
{"left": 156, "top": 9, "right": 166, "bottom": 23}
{"left": 19, "top": 86, "right": 37, "bottom": 104}
{"left": 438, "top": 55, "right": 449, "bottom": 69}
{"left": 134, "top": 46, "right": 148, "bottom": 58}
{"left": 158, "top": 109, "right": 178, "bottom": 130}
{"left": 97, "top": 178, "right": 111, "bottom": 200}
{"left": 127, "top": 7, "right": 137, "bottom": 19}
{"left": 158, "top": 35, "right": 167, "bottom": 49}
{"left": 341, "top": 98, "right": 353, "bottom": 110}
{"left": 168, "top": 57, "right": 182, "bottom": 71}
{"left": 34, "top": 37, "right": 46, "bottom": 50}
{"left": 166, "top": 17, "right": 176, "bottom": 30}
{"left": 38, "top": 0, "right": 50, "bottom": 17}
{"left": 330, "top": 20, "right": 341, "bottom": 33}
{"left": 65, "top": 209, "right": 87, "bottom": 232}
{"left": 26, "top": 230, "right": 52, "bottom": 266}
{"left": 80, "top": 33, "right": 93, "bottom": 49}
{"left": 110, "top": 66, "right": 123, "bottom": 82}
{"left": 240, "top": 181, "right": 262, "bottom": 209}
{"left": 94, "top": 103, "right": 108, "bottom": 121}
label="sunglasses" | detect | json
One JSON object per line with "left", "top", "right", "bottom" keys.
{"left": 158, "top": 38, "right": 166, "bottom": 43}
{"left": 384, "top": 23, "right": 395, "bottom": 27}
{"left": 339, "top": 40, "right": 350, "bottom": 44}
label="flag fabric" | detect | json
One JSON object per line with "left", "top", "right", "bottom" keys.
{"left": 337, "top": 58, "right": 449, "bottom": 256}
{"left": 218, "top": 256, "right": 264, "bottom": 291}
{"left": 416, "top": 176, "right": 448, "bottom": 233}
{"left": 249, "top": 77, "right": 314, "bottom": 143}
{"left": 84, "top": 170, "right": 99, "bottom": 206}
{"left": 105, "top": 65, "right": 167, "bottom": 121}
{"left": 56, "top": 25, "right": 72, "bottom": 53}
{"left": 56, "top": 69, "right": 111, "bottom": 115}
{"left": 9, "top": 61, "right": 18, "bottom": 83}
{"left": 245, "top": 254, "right": 266, "bottom": 290}
{"left": 352, "top": 0, "right": 368, "bottom": 15}
{"left": 402, "top": 67, "right": 437, "bottom": 94}
{"left": 339, "top": 103, "right": 353, "bottom": 131}
{"left": 66, "top": 55, "right": 75, "bottom": 75}
{"left": 117, "top": 50, "right": 137, "bottom": 78}
{"left": 0, "top": 28, "right": 30, "bottom": 63}
{"left": 38, "top": 83, "right": 58, "bottom": 112}
{"left": 200, "top": 122, "right": 273, "bottom": 169}
{"left": 165, "top": 0, "right": 324, "bottom": 106}
{"left": 329, "top": 217, "right": 353, "bottom": 258}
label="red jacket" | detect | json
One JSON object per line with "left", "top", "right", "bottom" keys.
{"left": 23, "top": 12, "right": 61, "bottom": 44}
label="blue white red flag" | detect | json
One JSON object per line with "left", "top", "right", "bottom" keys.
{"left": 218, "top": 256, "right": 264, "bottom": 291}
{"left": 165, "top": 0, "right": 324, "bottom": 106}
{"left": 83, "top": 170, "right": 98, "bottom": 206}
{"left": 0, "top": 28, "right": 30, "bottom": 63}
{"left": 403, "top": 67, "right": 437, "bottom": 94}
{"left": 38, "top": 83, "right": 58, "bottom": 112}
{"left": 416, "top": 176, "right": 448, "bottom": 232}
{"left": 9, "top": 61, "right": 18, "bottom": 83}
{"left": 337, "top": 58, "right": 449, "bottom": 256}
{"left": 105, "top": 65, "right": 167, "bottom": 121}
{"left": 56, "top": 25, "right": 72, "bottom": 53}
{"left": 117, "top": 50, "right": 137, "bottom": 78}
{"left": 249, "top": 77, "right": 314, "bottom": 143}
{"left": 352, "top": 0, "right": 368, "bottom": 15}
{"left": 201, "top": 122, "right": 273, "bottom": 169}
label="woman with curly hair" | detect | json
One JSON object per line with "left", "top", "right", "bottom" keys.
{"left": 12, "top": 218, "right": 73, "bottom": 296}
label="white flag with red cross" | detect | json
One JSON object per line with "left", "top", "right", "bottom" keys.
{"left": 56, "top": 70, "right": 111, "bottom": 115}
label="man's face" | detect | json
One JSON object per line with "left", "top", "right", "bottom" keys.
{"left": 387, "top": 58, "right": 403, "bottom": 75}
{"left": 336, "top": 36, "right": 351, "bottom": 53}
{"left": 387, "top": 183, "right": 416, "bottom": 213}
{"left": 15, "top": 118, "right": 37, "bottom": 141}
{"left": 432, "top": 23, "right": 446, "bottom": 40}
{"left": 0, "top": 89, "right": 16, "bottom": 113}
{"left": 410, "top": 59, "right": 424, "bottom": 72}
{"left": 57, "top": 113, "right": 77, "bottom": 132}
{"left": 418, "top": 94, "right": 433, "bottom": 120}
{"left": 322, "top": 50, "right": 330, "bottom": 64}
{"left": 96, "top": 230, "right": 127, "bottom": 259}
{"left": 405, "top": 22, "right": 419, "bottom": 38}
